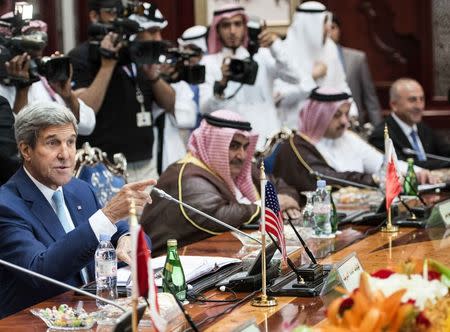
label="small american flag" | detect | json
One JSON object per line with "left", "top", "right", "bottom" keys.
{"left": 264, "top": 181, "right": 287, "bottom": 262}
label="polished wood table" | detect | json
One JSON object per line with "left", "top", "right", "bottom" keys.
{"left": 1, "top": 200, "right": 449, "bottom": 331}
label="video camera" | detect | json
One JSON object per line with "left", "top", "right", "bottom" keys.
{"left": 227, "top": 17, "right": 261, "bottom": 85}
{"left": 161, "top": 47, "right": 205, "bottom": 84}
{"left": 0, "top": 2, "right": 71, "bottom": 85}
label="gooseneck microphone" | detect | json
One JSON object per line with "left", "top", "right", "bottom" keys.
{"left": 311, "top": 170, "right": 379, "bottom": 190}
{"left": 151, "top": 187, "right": 262, "bottom": 245}
{"left": 0, "top": 258, "right": 126, "bottom": 312}
{"left": 402, "top": 148, "right": 450, "bottom": 163}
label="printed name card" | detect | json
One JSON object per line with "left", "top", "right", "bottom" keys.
{"left": 336, "top": 253, "right": 364, "bottom": 292}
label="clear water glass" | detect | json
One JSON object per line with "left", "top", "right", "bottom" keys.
{"left": 302, "top": 191, "right": 315, "bottom": 228}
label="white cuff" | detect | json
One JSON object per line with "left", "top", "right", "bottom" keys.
{"left": 89, "top": 209, "right": 117, "bottom": 241}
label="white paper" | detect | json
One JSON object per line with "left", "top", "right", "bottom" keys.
{"left": 120, "top": 256, "right": 241, "bottom": 288}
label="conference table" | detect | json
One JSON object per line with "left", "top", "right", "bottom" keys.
{"left": 1, "top": 194, "right": 449, "bottom": 331}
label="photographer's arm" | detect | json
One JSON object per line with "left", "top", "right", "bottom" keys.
{"left": 74, "top": 33, "right": 120, "bottom": 113}
{"left": 260, "top": 30, "right": 299, "bottom": 85}
{"left": 142, "top": 64, "right": 175, "bottom": 115}
{"left": 5, "top": 53, "right": 31, "bottom": 114}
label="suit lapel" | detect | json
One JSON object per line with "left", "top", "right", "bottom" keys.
{"left": 387, "top": 116, "right": 412, "bottom": 149}
{"left": 15, "top": 168, "right": 66, "bottom": 241}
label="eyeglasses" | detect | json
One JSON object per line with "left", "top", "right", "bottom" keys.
{"left": 99, "top": 7, "right": 118, "bottom": 15}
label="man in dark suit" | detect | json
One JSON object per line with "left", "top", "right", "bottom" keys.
{"left": 369, "top": 78, "right": 450, "bottom": 170}
{"left": 330, "top": 15, "right": 382, "bottom": 126}
{"left": 0, "top": 96, "right": 20, "bottom": 185}
{"left": 0, "top": 101, "right": 156, "bottom": 318}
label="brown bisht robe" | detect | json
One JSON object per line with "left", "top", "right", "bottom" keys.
{"left": 141, "top": 154, "right": 299, "bottom": 256}
{"left": 273, "top": 133, "right": 376, "bottom": 196}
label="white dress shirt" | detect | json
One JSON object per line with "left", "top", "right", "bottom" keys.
{"left": 391, "top": 113, "right": 426, "bottom": 158}
{"left": 0, "top": 80, "right": 96, "bottom": 136}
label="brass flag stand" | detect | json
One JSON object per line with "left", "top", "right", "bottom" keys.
{"left": 251, "top": 163, "right": 278, "bottom": 307}
{"left": 382, "top": 125, "right": 398, "bottom": 233}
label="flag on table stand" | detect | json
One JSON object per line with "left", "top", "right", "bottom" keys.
{"left": 384, "top": 137, "right": 402, "bottom": 211}
{"left": 130, "top": 222, "right": 167, "bottom": 332}
{"left": 263, "top": 181, "right": 287, "bottom": 263}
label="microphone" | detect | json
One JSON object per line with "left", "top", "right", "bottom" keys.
{"left": 286, "top": 219, "right": 317, "bottom": 264}
{"left": 150, "top": 187, "right": 262, "bottom": 245}
{"left": 0, "top": 258, "right": 154, "bottom": 332}
{"left": 402, "top": 148, "right": 450, "bottom": 163}
{"left": 311, "top": 170, "right": 379, "bottom": 190}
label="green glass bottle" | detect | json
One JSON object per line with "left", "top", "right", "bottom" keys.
{"left": 162, "top": 239, "right": 187, "bottom": 301}
{"left": 403, "top": 158, "right": 418, "bottom": 196}
{"left": 326, "top": 185, "right": 339, "bottom": 233}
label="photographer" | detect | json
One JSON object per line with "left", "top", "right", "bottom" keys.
{"left": 0, "top": 17, "right": 96, "bottom": 136}
{"left": 128, "top": 8, "right": 197, "bottom": 174}
{"left": 199, "top": 4, "right": 299, "bottom": 149}
{"left": 69, "top": 0, "right": 175, "bottom": 182}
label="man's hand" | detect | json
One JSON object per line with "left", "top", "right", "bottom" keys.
{"left": 116, "top": 236, "right": 132, "bottom": 265}
{"left": 48, "top": 52, "right": 73, "bottom": 99}
{"left": 417, "top": 170, "right": 439, "bottom": 184}
{"left": 100, "top": 32, "right": 122, "bottom": 68}
{"left": 220, "top": 57, "right": 231, "bottom": 86}
{"left": 312, "top": 61, "right": 327, "bottom": 80}
{"left": 278, "top": 194, "right": 301, "bottom": 220}
{"left": 5, "top": 53, "right": 31, "bottom": 81}
{"left": 142, "top": 63, "right": 161, "bottom": 81}
{"left": 258, "top": 29, "right": 278, "bottom": 48}
{"left": 102, "top": 179, "right": 157, "bottom": 223}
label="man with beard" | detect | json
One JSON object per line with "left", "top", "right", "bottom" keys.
{"left": 273, "top": 87, "right": 434, "bottom": 194}
{"left": 140, "top": 109, "right": 301, "bottom": 256}
{"left": 369, "top": 78, "right": 450, "bottom": 169}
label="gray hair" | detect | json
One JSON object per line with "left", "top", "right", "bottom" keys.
{"left": 15, "top": 101, "right": 78, "bottom": 148}
{"left": 389, "top": 77, "right": 420, "bottom": 103}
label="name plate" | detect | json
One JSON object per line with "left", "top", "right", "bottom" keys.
{"left": 336, "top": 252, "right": 364, "bottom": 292}
{"left": 426, "top": 199, "right": 450, "bottom": 228}
{"left": 438, "top": 200, "right": 450, "bottom": 227}
{"left": 320, "top": 252, "right": 364, "bottom": 295}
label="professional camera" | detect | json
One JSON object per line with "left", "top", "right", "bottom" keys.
{"left": 0, "top": 3, "right": 71, "bottom": 85}
{"left": 162, "top": 47, "right": 205, "bottom": 84}
{"left": 227, "top": 18, "right": 261, "bottom": 85}
{"left": 87, "top": 18, "right": 140, "bottom": 64}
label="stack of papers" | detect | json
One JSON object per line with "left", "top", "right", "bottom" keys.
{"left": 118, "top": 256, "right": 241, "bottom": 288}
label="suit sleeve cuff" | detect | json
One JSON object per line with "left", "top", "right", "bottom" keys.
{"left": 89, "top": 209, "right": 117, "bottom": 241}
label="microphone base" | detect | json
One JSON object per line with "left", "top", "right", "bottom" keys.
{"left": 268, "top": 265, "right": 332, "bottom": 297}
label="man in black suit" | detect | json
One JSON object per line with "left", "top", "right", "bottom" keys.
{"left": 0, "top": 96, "right": 20, "bottom": 184}
{"left": 369, "top": 78, "right": 450, "bottom": 170}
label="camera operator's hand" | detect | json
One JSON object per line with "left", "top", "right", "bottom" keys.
{"left": 5, "top": 53, "right": 31, "bottom": 82}
{"left": 219, "top": 57, "right": 231, "bottom": 86}
{"left": 142, "top": 64, "right": 161, "bottom": 81}
{"left": 100, "top": 32, "right": 122, "bottom": 67}
{"left": 312, "top": 61, "right": 327, "bottom": 80}
{"left": 258, "top": 29, "right": 278, "bottom": 48}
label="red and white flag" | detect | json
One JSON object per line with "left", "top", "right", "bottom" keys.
{"left": 131, "top": 224, "right": 167, "bottom": 332}
{"left": 385, "top": 137, "right": 402, "bottom": 210}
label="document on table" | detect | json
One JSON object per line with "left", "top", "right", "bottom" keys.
{"left": 118, "top": 256, "right": 241, "bottom": 287}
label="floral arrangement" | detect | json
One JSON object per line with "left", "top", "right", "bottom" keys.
{"left": 295, "top": 259, "right": 450, "bottom": 332}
